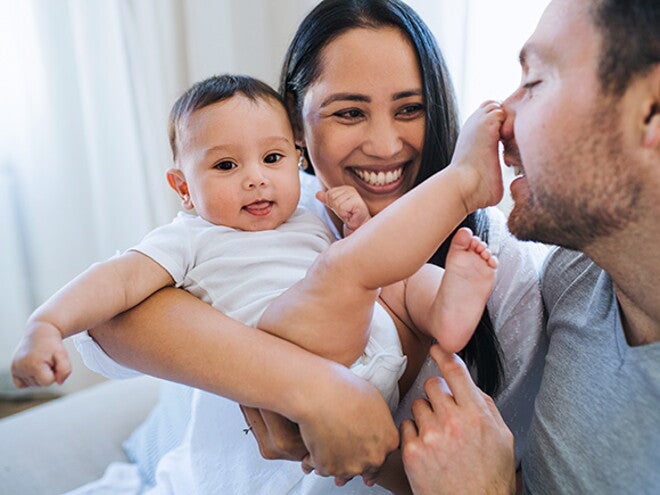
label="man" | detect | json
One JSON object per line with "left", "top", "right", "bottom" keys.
{"left": 400, "top": 0, "right": 659, "bottom": 493}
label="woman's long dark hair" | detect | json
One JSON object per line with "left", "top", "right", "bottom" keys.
{"left": 280, "top": 0, "right": 503, "bottom": 395}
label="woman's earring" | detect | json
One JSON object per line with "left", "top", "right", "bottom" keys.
{"left": 297, "top": 147, "right": 309, "bottom": 171}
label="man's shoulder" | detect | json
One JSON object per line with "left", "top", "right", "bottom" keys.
{"left": 540, "top": 247, "right": 602, "bottom": 315}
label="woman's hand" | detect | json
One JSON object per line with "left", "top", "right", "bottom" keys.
{"left": 401, "top": 346, "right": 516, "bottom": 495}
{"left": 242, "top": 366, "right": 399, "bottom": 481}
{"left": 297, "top": 369, "right": 399, "bottom": 479}
{"left": 240, "top": 405, "right": 308, "bottom": 461}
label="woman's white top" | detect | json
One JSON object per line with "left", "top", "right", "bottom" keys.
{"left": 73, "top": 171, "right": 548, "bottom": 494}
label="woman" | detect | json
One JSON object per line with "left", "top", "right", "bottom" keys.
{"left": 78, "top": 0, "right": 547, "bottom": 492}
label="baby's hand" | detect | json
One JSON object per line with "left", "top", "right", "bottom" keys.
{"left": 451, "top": 101, "right": 506, "bottom": 210}
{"left": 316, "top": 186, "right": 371, "bottom": 237}
{"left": 11, "top": 321, "right": 72, "bottom": 388}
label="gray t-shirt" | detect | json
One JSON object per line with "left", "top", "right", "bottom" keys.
{"left": 523, "top": 248, "right": 660, "bottom": 494}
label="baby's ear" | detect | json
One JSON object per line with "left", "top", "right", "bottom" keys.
{"left": 166, "top": 168, "right": 194, "bottom": 210}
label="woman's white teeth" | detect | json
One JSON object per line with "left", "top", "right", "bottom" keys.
{"left": 354, "top": 168, "right": 403, "bottom": 186}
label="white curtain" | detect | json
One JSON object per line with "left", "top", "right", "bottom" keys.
{"left": 0, "top": 0, "right": 316, "bottom": 392}
{"left": 407, "top": 0, "right": 548, "bottom": 214}
{"left": 0, "top": 0, "right": 546, "bottom": 392}
{"left": 406, "top": 0, "right": 548, "bottom": 119}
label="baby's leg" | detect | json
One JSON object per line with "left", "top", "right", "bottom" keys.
{"left": 260, "top": 104, "right": 504, "bottom": 366}
{"left": 430, "top": 227, "right": 497, "bottom": 353}
{"left": 258, "top": 251, "right": 379, "bottom": 367}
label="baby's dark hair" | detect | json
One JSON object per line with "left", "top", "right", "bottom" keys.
{"left": 168, "top": 74, "right": 284, "bottom": 162}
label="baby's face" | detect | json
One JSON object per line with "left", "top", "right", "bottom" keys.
{"left": 176, "top": 95, "right": 301, "bottom": 231}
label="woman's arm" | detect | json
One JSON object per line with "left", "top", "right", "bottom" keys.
{"left": 89, "top": 287, "right": 399, "bottom": 476}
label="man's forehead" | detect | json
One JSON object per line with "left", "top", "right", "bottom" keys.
{"left": 520, "top": 0, "right": 595, "bottom": 66}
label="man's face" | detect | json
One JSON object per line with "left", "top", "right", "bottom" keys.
{"left": 501, "top": 0, "right": 642, "bottom": 249}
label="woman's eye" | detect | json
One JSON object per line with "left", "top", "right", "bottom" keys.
{"left": 214, "top": 161, "right": 236, "bottom": 170}
{"left": 264, "top": 153, "right": 283, "bottom": 164}
{"left": 398, "top": 104, "right": 425, "bottom": 119}
{"left": 334, "top": 108, "right": 364, "bottom": 120}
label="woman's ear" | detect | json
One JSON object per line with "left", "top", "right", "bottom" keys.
{"left": 166, "top": 168, "right": 194, "bottom": 210}
{"left": 642, "top": 65, "right": 660, "bottom": 149}
{"left": 643, "top": 102, "right": 659, "bottom": 148}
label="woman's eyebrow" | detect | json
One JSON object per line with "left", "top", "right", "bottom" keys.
{"left": 393, "top": 89, "right": 423, "bottom": 100}
{"left": 320, "top": 89, "right": 423, "bottom": 108}
{"left": 320, "top": 93, "right": 370, "bottom": 108}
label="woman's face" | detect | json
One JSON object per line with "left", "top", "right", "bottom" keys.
{"left": 300, "top": 26, "right": 425, "bottom": 218}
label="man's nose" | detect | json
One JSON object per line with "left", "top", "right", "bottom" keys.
{"left": 500, "top": 91, "right": 519, "bottom": 141}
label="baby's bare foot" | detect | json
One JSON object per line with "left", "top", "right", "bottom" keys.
{"left": 432, "top": 227, "right": 497, "bottom": 353}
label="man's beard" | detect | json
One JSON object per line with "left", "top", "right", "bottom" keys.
{"left": 507, "top": 106, "right": 642, "bottom": 250}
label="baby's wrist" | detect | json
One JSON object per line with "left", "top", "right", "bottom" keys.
{"left": 25, "top": 318, "right": 65, "bottom": 340}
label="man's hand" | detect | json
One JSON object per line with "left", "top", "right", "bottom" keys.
{"left": 401, "top": 346, "right": 515, "bottom": 494}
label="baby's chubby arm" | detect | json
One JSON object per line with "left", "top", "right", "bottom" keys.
{"left": 11, "top": 251, "right": 174, "bottom": 388}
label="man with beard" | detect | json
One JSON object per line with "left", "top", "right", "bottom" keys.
{"left": 400, "top": 0, "right": 659, "bottom": 493}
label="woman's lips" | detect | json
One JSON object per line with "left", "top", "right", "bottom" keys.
{"left": 351, "top": 166, "right": 403, "bottom": 186}
{"left": 349, "top": 163, "right": 408, "bottom": 193}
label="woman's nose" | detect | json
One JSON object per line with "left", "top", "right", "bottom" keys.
{"left": 362, "top": 117, "right": 404, "bottom": 159}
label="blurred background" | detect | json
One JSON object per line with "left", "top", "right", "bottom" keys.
{"left": 0, "top": 0, "right": 547, "bottom": 396}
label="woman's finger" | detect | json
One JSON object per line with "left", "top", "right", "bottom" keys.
{"left": 260, "top": 409, "right": 308, "bottom": 461}
{"left": 301, "top": 454, "right": 315, "bottom": 474}
{"left": 239, "top": 405, "right": 275, "bottom": 458}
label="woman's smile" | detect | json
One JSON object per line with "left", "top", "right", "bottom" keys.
{"left": 349, "top": 161, "right": 410, "bottom": 193}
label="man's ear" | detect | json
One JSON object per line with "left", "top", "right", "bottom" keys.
{"left": 642, "top": 65, "right": 660, "bottom": 149}
{"left": 166, "top": 168, "right": 194, "bottom": 210}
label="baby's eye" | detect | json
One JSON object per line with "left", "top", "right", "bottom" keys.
{"left": 264, "top": 153, "right": 283, "bottom": 164}
{"left": 214, "top": 161, "right": 236, "bottom": 170}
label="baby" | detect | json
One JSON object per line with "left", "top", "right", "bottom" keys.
{"left": 12, "top": 74, "right": 501, "bottom": 409}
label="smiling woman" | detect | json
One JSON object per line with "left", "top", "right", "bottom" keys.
{"left": 299, "top": 26, "right": 426, "bottom": 220}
